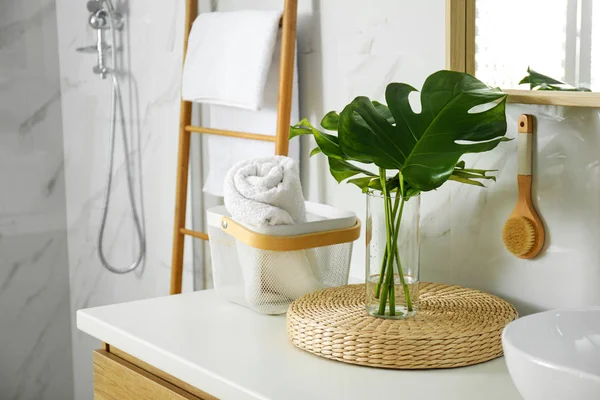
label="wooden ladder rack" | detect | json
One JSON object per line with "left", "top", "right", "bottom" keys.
{"left": 170, "top": 0, "right": 299, "bottom": 295}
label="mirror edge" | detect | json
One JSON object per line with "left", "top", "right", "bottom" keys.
{"left": 446, "top": 0, "right": 600, "bottom": 107}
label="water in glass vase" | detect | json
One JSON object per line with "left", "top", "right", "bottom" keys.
{"left": 366, "top": 191, "right": 420, "bottom": 319}
{"left": 366, "top": 274, "right": 419, "bottom": 319}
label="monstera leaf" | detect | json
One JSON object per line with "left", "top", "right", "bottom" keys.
{"left": 519, "top": 67, "right": 591, "bottom": 92}
{"left": 337, "top": 71, "right": 508, "bottom": 191}
{"left": 290, "top": 70, "right": 508, "bottom": 194}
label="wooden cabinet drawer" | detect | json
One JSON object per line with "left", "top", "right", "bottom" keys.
{"left": 93, "top": 350, "right": 202, "bottom": 400}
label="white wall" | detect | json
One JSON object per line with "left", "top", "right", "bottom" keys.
{"left": 56, "top": 1, "right": 193, "bottom": 398}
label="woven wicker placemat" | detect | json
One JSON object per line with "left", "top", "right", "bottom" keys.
{"left": 286, "top": 283, "right": 518, "bottom": 369}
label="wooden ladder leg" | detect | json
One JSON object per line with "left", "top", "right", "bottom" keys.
{"left": 170, "top": 118, "right": 192, "bottom": 295}
{"left": 170, "top": 0, "right": 198, "bottom": 295}
{"left": 275, "top": 0, "right": 298, "bottom": 156}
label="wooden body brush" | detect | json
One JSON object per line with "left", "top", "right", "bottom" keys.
{"left": 502, "top": 114, "right": 545, "bottom": 259}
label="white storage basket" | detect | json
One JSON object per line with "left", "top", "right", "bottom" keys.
{"left": 207, "top": 202, "right": 360, "bottom": 314}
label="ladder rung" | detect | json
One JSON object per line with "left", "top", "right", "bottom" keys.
{"left": 185, "top": 125, "right": 276, "bottom": 142}
{"left": 180, "top": 228, "right": 209, "bottom": 241}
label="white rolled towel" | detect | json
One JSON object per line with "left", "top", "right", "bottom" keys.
{"left": 224, "top": 156, "right": 306, "bottom": 226}
{"left": 223, "top": 156, "right": 322, "bottom": 314}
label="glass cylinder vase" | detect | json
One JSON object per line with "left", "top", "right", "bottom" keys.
{"left": 365, "top": 191, "right": 420, "bottom": 319}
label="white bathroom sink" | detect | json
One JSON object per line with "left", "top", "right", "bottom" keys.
{"left": 502, "top": 307, "right": 600, "bottom": 400}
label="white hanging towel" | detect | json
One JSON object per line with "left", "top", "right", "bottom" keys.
{"left": 201, "top": 33, "right": 300, "bottom": 197}
{"left": 182, "top": 10, "right": 282, "bottom": 110}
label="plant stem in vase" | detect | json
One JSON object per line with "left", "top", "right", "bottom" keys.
{"left": 366, "top": 172, "right": 419, "bottom": 319}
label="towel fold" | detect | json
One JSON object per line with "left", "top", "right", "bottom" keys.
{"left": 181, "top": 10, "right": 282, "bottom": 110}
{"left": 224, "top": 156, "right": 306, "bottom": 227}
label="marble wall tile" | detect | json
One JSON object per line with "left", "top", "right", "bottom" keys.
{"left": 55, "top": 0, "right": 193, "bottom": 398}
{"left": 0, "top": 232, "right": 73, "bottom": 400}
{"left": 0, "top": 0, "right": 73, "bottom": 399}
{"left": 420, "top": 105, "right": 600, "bottom": 314}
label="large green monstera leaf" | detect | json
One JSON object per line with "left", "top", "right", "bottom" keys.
{"left": 290, "top": 70, "right": 507, "bottom": 193}
{"left": 337, "top": 71, "right": 507, "bottom": 191}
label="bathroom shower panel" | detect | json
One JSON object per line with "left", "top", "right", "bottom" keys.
{"left": 77, "top": 0, "right": 146, "bottom": 274}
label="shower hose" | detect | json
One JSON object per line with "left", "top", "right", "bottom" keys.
{"left": 97, "top": 0, "right": 146, "bottom": 274}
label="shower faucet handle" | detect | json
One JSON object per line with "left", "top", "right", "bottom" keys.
{"left": 75, "top": 44, "right": 111, "bottom": 53}
{"left": 75, "top": 41, "right": 112, "bottom": 79}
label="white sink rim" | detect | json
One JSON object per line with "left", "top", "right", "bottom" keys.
{"left": 502, "top": 306, "right": 600, "bottom": 384}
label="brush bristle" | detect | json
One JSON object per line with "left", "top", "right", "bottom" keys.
{"left": 502, "top": 216, "right": 536, "bottom": 257}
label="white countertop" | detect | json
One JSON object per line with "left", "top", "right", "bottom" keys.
{"left": 77, "top": 289, "right": 522, "bottom": 400}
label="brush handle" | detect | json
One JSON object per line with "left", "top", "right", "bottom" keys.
{"left": 510, "top": 114, "right": 545, "bottom": 259}
{"left": 517, "top": 115, "right": 533, "bottom": 176}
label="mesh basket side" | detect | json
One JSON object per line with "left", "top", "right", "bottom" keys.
{"left": 311, "top": 242, "right": 353, "bottom": 287}
{"left": 234, "top": 242, "right": 353, "bottom": 315}
{"left": 208, "top": 223, "right": 354, "bottom": 315}
{"left": 207, "top": 225, "right": 246, "bottom": 307}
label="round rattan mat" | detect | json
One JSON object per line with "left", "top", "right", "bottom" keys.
{"left": 286, "top": 283, "right": 518, "bottom": 369}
